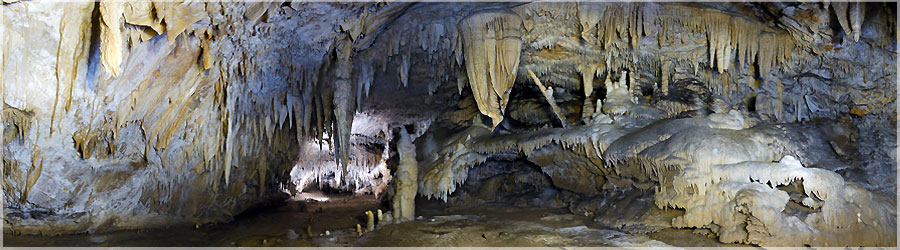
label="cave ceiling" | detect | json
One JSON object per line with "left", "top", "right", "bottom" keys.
{"left": 1, "top": 1, "right": 897, "bottom": 247}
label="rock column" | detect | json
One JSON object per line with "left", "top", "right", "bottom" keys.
{"left": 392, "top": 127, "right": 418, "bottom": 222}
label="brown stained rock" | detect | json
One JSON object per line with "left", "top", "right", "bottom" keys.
{"left": 527, "top": 145, "right": 602, "bottom": 194}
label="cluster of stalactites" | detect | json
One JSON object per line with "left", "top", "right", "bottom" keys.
{"left": 418, "top": 118, "right": 618, "bottom": 201}
{"left": 70, "top": 1, "right": 227, "bottom": 178}
{"left": 38, "top": 0, "right": 310, "bottom": 209}
{"left": 576, "top": 3, "right": 795, "bottom": 80}
{"left": 418, "top": 123, "right": 491, "bottom": 202}
{"left": 290, "top": 134, "right": 392, "bottom": 197}
{"left": 577, "top": 2, "right": 649, "bottom": 51}
{"left": 457, "top": 8, "right": 525, "bottom": 129}
{"left": 82, "top": 1, "right": 336, "bottom": 189}
{"left": 515, "top": 2, "right": 799, "bottom": 126}
{"left": 826, "top": 2, "right": 866, "bottom": 43}
{"left": 218, "top": 2, "right": 436, "bottom": 187}
{"left": 377, "top": 14, "right": 460, "bottom": 97}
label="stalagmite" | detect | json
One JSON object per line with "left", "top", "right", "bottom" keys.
{"left": 392, "top": 127, "right": 418, "bottom": 223}
{"left": 382, "top": 211, "right": 394, "bottom": 225}
{"left": 458, "top": 9, "right": 525, "bottom": 129}
{"left": 660, "top": 61, "right": 671, "bottom": 94}
{"left": 629, "top": 68, "right": 640, "bottom": 102}
{"left": 582, "top": 98, "right": 595, "bottom": 123}
{"left": 527, "top": 69, "right": 568, "bottom": 128}
{"left": 365, "top": 210, "right": 375, "bottom": 232}
{"left": 601, "top": 72, "right": 636, "bottom": 116}
{"left": 376, "top": 209, "right": 384, "bottom": 227}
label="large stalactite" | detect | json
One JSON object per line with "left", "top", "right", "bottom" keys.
{"left": 458, "top": 8, "right": 524, "bottom": 129}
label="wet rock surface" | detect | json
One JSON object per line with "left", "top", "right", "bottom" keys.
{"left": 4, "top": 193, "right": 726, "bottom": 247}
{"left": 2, "top": 1, "right": 895, "bottom": 247}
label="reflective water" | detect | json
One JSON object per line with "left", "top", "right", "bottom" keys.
{"left": 3, "top": 192, "right": 738, "bottom": 247}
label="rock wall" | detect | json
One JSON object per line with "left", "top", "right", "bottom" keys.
{"left": 1, "top": 1, "right": 324, "bottom": 234}
{"left": 2, "top": 2, "right": 896, "bottom": 246}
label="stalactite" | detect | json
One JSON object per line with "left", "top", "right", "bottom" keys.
{"left": 541, "top": 3, "right": 798, "bottom": 109}
{"left": 576, "top": 63, "right": 599, "bottom": 98}
{"left": 243, "top": 2, "right": 270, "bottom": 23}
{"left": 399, "top": 48, "right": 410, "bottom": 87}
{"left": 223, "top": 89, "right": 235, "bottom": 186}
{"left": 333, "top": 37, "right": 356, "bottom": 178}
{"left": 458, "top": 9, "right": 525, "bottom": 129}
{"left": 577, "top": 3, "right": 605, "bottom": 43}
{"left": 160, "top": 2, "right": 207, "bottom": 44}
{"left": 832, "top": 2, "right": 852, "bottom": 42}
{"left": 848, "top": 2, "right": 864, "bottom": 42}
{"left": 99, "top": 1, "right": 125, "bottom": 77}
{"left": 52, "top": 3, "right": 94, "bottom": 135}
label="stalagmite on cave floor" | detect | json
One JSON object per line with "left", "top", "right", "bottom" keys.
{"left": 2, "top": 1, "right": 897, "bottom": 247}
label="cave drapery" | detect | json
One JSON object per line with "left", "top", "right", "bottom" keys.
{"left": 1, "top": 1, "right": 897, "bottom": 247}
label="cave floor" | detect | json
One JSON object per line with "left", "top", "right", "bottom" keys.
{"left": 3, "top": 192, "right": 745, "bottom": 247}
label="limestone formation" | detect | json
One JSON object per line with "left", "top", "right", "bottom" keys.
{"left": 458, "top": 9, "right": 525, "bottom": 129}
{"left": 392, "top": 127, "right": 418, "bottom": 223}
{"left": 526, "top": 69, "right": 568, "bottom": 128}
{"left": 1, "top": 1, "right": 895, "bottom": 247}
{"left": 365, "top": 210, "right": 375, "bottom": 232}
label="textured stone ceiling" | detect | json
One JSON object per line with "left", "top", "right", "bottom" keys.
{"left": 1, "top": 1, "right": 896, "bottom": 247}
